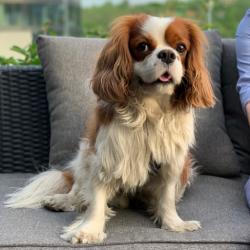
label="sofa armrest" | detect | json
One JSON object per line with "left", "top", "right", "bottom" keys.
{"left": 0, "top": 66, "right": 50, "bottom": 173}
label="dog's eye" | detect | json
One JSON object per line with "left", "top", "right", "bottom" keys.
{"left": 137, "top": 42, "right": 149, "bottom": 52}
{"left": 176, "top": 43, "right": 186, "bottom": 54}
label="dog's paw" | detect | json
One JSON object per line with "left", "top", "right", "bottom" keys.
{"left": 61, "top": 229, "right": 106, "bottom": 244}
{"left": 41, "top": 195, "right": 75, "bottom": 212}
{"left": 162, "top": 220, "right": 201, "bottom": 232}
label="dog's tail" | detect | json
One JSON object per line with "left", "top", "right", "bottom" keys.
{"left": 4, "top": 170, "right": 73, "bottom": 209}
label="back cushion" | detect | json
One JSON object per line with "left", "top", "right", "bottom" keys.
{"left": 221, "top": 39, "right": 250, "bottom": 175}
{"left": 37, "top": 36, "right": 105, "bottom": 166}
{"left": 191, "top": 32, "right": 240, "bottom": 176}
{"left": 37, "top": 32, "right": 240, "bottom": 176}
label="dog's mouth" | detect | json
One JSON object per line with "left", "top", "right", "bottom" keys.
{"left": 139, "top": 71, "right": 174, "bottom": 86}
{"left": 157, "top": 71, "right": 173, "bottom": 84}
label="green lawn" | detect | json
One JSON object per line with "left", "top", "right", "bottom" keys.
{"left": 82, "top": 0, "right": 249, "bottom": 38}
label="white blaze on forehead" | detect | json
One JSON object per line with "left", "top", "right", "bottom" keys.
{"left": 142, "top": 16, "right": 173, "bottom": 47}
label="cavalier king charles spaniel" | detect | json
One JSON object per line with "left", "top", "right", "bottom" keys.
{"left": 6, "top": 14, "right": 215, "bottom": 244}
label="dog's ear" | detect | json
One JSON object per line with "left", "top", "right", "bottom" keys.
{"left": 92, "top": 16, "right": 142, "bottom": 104}
{"left": 184, "top": 20, "right": 215, "bottom": 108}
{"left": 172, "top": 20, "right": 215, "bottom": 110}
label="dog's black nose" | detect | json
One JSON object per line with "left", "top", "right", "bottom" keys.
{"left": 157, "top": 50, "right": 176, "bottom": 64}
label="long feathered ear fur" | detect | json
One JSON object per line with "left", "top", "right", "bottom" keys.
{"left": 91, "top": 15, "right": 146, "bottom": 105}
{"left": 172, "top": 20, "right": 215, "bottom": 110}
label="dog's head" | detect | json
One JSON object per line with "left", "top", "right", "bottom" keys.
{"left": 92, "top": 14, "right": 215, "bottom": 109}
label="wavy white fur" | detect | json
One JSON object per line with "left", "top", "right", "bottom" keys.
{"left": 59, "top": 94, "right": 199, "bottom": 243}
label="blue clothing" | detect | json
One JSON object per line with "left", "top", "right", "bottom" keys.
{"left": 245, "top": 179, "right": 250, "bottom": 208}
{"left": 236, "top": 9, "right": 250, "bottom": 208}
{"left": 236, "top": 9, "right": 250, "bottom": 114}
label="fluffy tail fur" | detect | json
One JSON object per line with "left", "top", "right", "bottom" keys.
{"left": 4, "top": 170, "right": 72, "bottom": 209}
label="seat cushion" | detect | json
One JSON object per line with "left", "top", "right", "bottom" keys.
{"left": 37, "top": 32, "right": 240, "bottom": 177}
{"left": 1, "top": 174, "right": 249, "bottom": 249}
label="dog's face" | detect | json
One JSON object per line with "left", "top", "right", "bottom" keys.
{"left": 92, "top": 14, "right": 215, "bottom": 110}
{"left": 130, "top": 16, "right": 185, "bottom": 95}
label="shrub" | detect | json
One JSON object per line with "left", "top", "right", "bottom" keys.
{"left": 0, "top": 43, "right": 40, "bottom": 65}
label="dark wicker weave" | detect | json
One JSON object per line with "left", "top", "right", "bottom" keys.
{"left": 0, "top": 66, "right": 50, "bottom": 173}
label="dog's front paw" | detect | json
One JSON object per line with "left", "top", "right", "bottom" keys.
{"left": 61, "top": 229, "right": 106, "bottom": 244}
{"left": 162, "top": 220, "right": 201, "bottom": 232}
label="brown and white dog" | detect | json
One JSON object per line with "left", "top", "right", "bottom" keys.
{"left": 5, "top": 14, "right": 215, "bottom": 244}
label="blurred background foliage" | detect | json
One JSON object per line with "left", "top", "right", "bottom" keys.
{"left": 0, "top": 20, "right": 57, "bottom": 65}
{"left": 83, "top": 0, "right": 249, "bottom": 38}
{"left": 0, "top": 43, "right": 40, "bottom": 65}
{"left": 0, "top": 0, "right": 249, "bottom": 65}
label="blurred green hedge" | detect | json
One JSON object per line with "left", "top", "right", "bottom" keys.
{"left": 0, "top": 43, "right": 40, "bottom": 65}
{"left": 1, "top": 0, "right": 248, "bottom": 65}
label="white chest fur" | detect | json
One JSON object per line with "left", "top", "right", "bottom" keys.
{"left": 95, "top": 97, "right": 195, "bottom": 190}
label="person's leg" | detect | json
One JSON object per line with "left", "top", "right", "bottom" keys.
{"left": 245, "top": 179, "right": 250, "bottom": 208}
{"left": 236, "top": 9, "right": 250, "bottom": 116}
{"left": 236, "top": 9, "right": 250, "bottom": 208}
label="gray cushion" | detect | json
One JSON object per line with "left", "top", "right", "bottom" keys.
{"left": 37, "top": 32, "right": 240, "bottom": 176}
{"left": 221, "top": 39, "right": 250, "bottom": 175}
{"left": 191, "top": 31, "right": 240, "bottom": 177}
{"left": 37, "top": 36, "right": 105, "bottom": 166}
{"left": 0, "top": 246, "right": 249, "bottom": 250}
{"left": 1, "top": 174, "right": 249, "bottom": 248}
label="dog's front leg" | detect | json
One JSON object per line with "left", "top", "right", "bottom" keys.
{"left": 157, "top": 164, "right": 201, "bottom": 232}
{"left": 61, "top": 184, "right": 108, "bottom": 244}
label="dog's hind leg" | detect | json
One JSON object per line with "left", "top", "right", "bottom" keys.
{"left": 41, "top": 139, "right": 91, "bottom": 212}
{"left": 41, "top": 174, "right": 90, "bottom": 212}
{"left": 42, "top": 193, "right": 76, "bottom": 212}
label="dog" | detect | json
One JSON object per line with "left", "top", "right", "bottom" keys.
{"left": 5, "top": 14, "right": 215, "bottom": 244}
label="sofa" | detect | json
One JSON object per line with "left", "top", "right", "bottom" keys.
{"left": 0, "top": 31, "right": 250, "bottom": 249}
